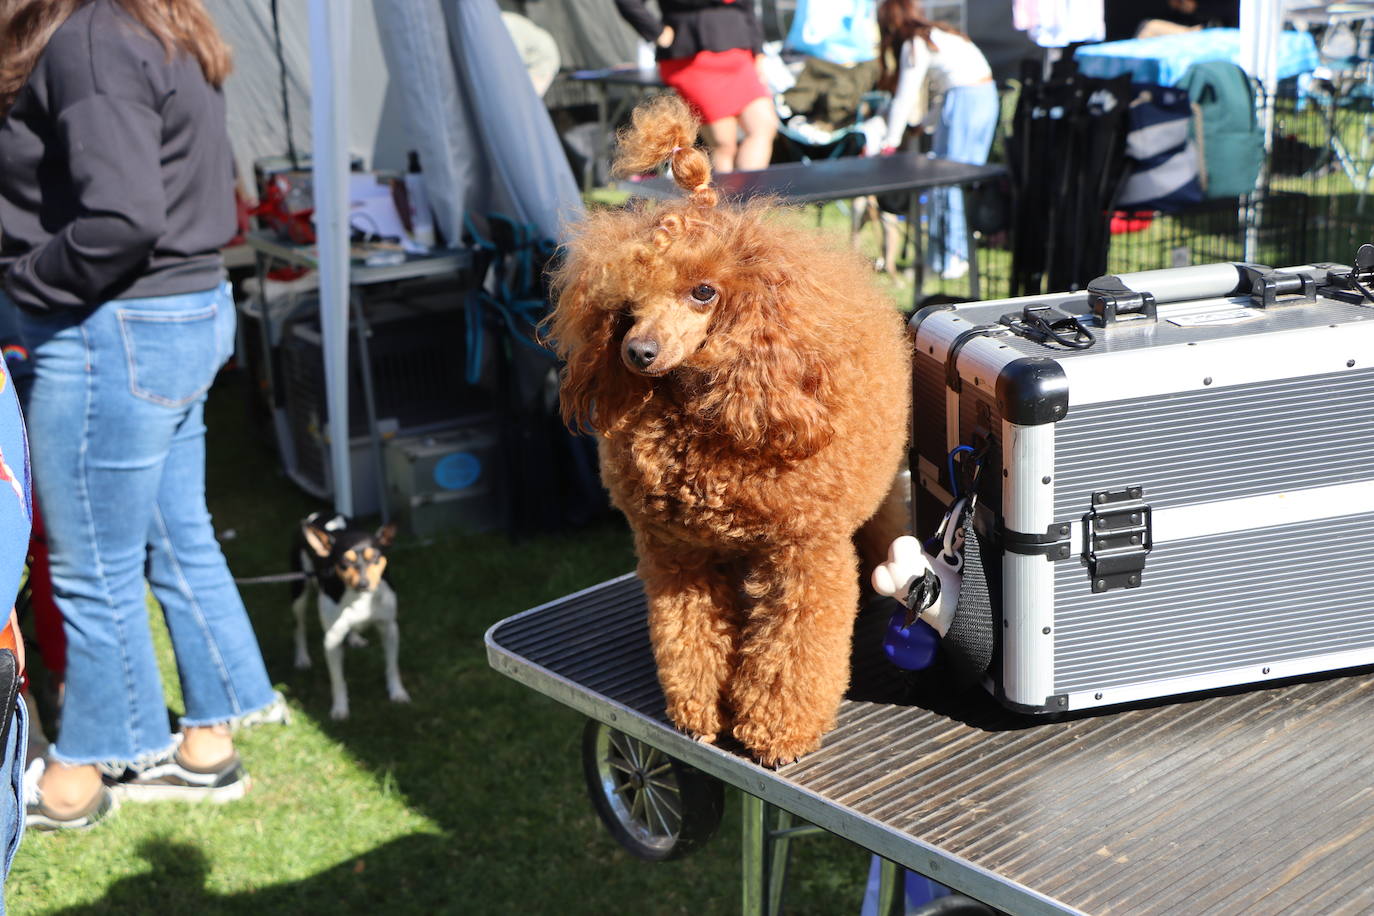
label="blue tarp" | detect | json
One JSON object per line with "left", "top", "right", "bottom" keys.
{"left": 1075, "top": 28, "right": 1320, "bottom": 86}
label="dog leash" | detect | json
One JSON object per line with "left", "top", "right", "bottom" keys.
{"left": 233, "top": 571, "right": 312, "bottom": 586}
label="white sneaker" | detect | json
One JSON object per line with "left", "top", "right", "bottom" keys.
{"left": 939, "top": 257, "right": 969, "bottom": 280}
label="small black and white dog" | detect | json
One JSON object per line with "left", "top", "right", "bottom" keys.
{"left": 291, "top": 511, "right": 410, "bottom": 720}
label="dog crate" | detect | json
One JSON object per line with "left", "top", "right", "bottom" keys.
{"left": 277, "top": 288, "right": 498, "bottom": 513}
{"left": 384, "top": 417, "right": 507, "bottom": 538}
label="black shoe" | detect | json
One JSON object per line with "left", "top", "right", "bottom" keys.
{"left": 110, "top": 750, "right": 250, "bottom": 803}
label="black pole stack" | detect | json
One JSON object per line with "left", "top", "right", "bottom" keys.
{"left": 1007, "top": 57, "right": 1132, "bottom": 296}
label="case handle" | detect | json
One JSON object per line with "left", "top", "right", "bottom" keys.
{"left": 1089, "top": 262, "right": 1318, "bottom": 325}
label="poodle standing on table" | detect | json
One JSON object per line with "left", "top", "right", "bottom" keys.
{"left": 547, "top": 96, "right": 912, "bottom": 767}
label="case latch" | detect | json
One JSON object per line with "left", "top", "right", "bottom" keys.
{"left": 1087, "top": 275, "right": 1157, "bottom": 325}
{"left": 1084, "top": 486, "right": 1152, "bottom": 592}
{"left": 1237, "top": 263, "right": 1317, "bottom": 308}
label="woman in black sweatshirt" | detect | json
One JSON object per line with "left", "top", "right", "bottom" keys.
{"left": 614, "top": 0, "right": 778, "bottom": 172}
{"left": 0, "top": 0, "right": 278, "bottom": 830}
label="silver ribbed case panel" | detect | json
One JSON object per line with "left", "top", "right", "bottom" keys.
{"left": 1053, "top": 511, "right": 1374, "bottom": 693}
{"left": 1052, "top": 368, "right": 1374, "bottom": 516}
{"left": 1049, "top": 364, "right": 1374, "bottom": 695}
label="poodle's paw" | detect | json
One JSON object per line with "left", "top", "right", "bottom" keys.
{"left": 330, "top": 700, "right": 350, "bottom": 720}
{"left": 293, "top": 651, "right": 312, "bottom": 670}
{"left": 346, "top": 631, "right": 369, "bottom": 649}
{"left": 732, "top": 720, "right": 823, "bottom": 770}
{"left": 666, "top": 699, "right": 728, "bottom": 745}
{"left": 871, "top": 535, "right": 930, "bottom": 601}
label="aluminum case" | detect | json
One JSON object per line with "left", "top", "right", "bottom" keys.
{"left": 909, "top": 260, "right": 1374, "bottom": 713}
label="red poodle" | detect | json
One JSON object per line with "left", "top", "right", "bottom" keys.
{"left": 547, "top": 96, "right": 912, "bottom": 766}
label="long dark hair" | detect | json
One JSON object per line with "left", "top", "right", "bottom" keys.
{"left": 0, "top": 0, "right": 232, "bottom": 115}
{"left": 876, "top": 0, "right": 965, "bottom": 93}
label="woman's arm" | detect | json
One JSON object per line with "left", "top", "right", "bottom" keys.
{"left": 613, "top": 0, "right": 666, "bottom": 45}
{"left": 883, "top": 39, "right": 931, "bottom": 151}
{"left": 2, "top": 92, "right": 166, "bottom": 312}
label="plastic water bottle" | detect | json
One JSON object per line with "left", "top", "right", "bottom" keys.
{"left": 404, "top": 151, "right": 435, "bottom": 251}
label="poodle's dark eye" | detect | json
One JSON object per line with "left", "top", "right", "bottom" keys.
{"left": 689, "top": 284, "right": 718, "bottom": 305}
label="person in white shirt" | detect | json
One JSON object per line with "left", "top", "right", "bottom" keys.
{"left": 877, "top": 0, "right": 998, "bottom": 279}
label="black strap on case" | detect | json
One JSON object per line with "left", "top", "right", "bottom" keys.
{"left": 942, "top": 512, "right": 997, "bottom": 687}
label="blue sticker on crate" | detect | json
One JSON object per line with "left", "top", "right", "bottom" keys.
{"left": 434, "top": 452, "right": 482, "bottom": 490}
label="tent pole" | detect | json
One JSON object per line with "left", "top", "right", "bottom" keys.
{"left": 308, "top": 0, "right": 354, "bottom": 517}
{"left": 1239, "top": 0, "right": 1280, "bottom": 263}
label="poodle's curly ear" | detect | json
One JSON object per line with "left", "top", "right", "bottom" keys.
{"left": 696, "top": 295, "right": 838, "bottom": 461}
{"left": 542, "top": 264, "right": 653, "bottom": 436}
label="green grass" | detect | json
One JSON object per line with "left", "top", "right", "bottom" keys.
{"left": 8, "top": 371, "right": 876, "bottom": 914}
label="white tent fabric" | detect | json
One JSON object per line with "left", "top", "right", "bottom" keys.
{"left": 211, "top": 0, "right": 407, "bottom": 188}
{"left": 371, "top": 0, "right": 474, "bottom": 250}
{"left": 443, "top": 0, "right": 586, "bottom": 243}
{"left": 296, "top": 0, "right": 583, "bottom": 514}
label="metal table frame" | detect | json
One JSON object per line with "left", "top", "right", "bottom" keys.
{"left": 488, "top": 572, "right": 1374, "bottom": 915}
{"left": 243, "top": 232, "right": 470, "bottom": 518}
{"left": 619, "top": 154, "right": 1006, "bottom": 305}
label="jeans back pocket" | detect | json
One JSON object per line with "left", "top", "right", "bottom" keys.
{"left": 117, "top": 302, "right": 222, "bottom": 408}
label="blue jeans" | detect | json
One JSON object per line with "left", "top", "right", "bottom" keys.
{"left": 930, "top": 81, "right": 1000, "bottom": 269}
{"left": 0, "top": 699, "right": 26, "bottom": 910}
{"left": 9, "top": 284, "right": 276, "bottom": 771}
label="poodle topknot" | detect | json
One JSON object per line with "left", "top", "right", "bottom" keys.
{"left": 545, "top": 95, "right": 912, "bottom": 767}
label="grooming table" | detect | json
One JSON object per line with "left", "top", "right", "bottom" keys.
{"left": 486, "top": 573, "right": 1374, "bottom": 915}
{"left": 619, "top": 154, "right": 1006, "bottom": 304}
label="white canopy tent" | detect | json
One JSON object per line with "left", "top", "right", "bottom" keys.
{"left": 234, "top": 0, "right": 1284, "bottom": 513}
{"left": 238, "top": 0, "right": 587, "bottom": 515}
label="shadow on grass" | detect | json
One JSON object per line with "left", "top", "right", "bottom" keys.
{"left": 51, "top": 835, "right": 462, "bottom": 914}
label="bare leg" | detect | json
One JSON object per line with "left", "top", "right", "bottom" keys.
{"left": 735, "top": 96, "right": 778, "bottom": 171}
{"left": 639, "top": 539, "right": 741, "bottom": 741}
{"left": 705, "top": 116, "right": 740, "bottom": 173}
{"left": 730, "top": 540, "right": 861, "bottom": 767}
{"left": 36, "top": 761, "right": 102, "bottom": 815}
{"left": 181, "top": 724, "right": 233, "bottom": 767}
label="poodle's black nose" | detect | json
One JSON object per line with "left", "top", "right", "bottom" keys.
{"left": 625, "top": 337, "right": 659, "bottom": 369}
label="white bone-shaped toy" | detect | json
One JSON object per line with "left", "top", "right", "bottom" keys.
{"left": 871, "top": 535, "right": 962, "bottom": 636}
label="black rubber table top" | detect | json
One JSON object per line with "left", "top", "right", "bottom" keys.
{"left": 620, "top": 153, "right": 1006, "bottom": 205}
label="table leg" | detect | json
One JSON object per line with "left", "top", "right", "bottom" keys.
{"left": 589, "top": 85, "right": 609, "bottom": 193}
{"left": 966, "top": 194, "right": 982, "bottom": 301}
{"left": 741, "top": 793, "right": 768, "bottom": 916}
{"left": 350, "top": 289, "right": 391, "bottom": 524}
{"left": 909, "top": 191, "right": 926, "bottom": 310}
{"left": 254, "top": 252, "right": 302, "bottom": 484}
{"left": 766, "top": 807, "right": 794, "bottom": 915}
{"left": 875, "top": 858, "right": 906, "bottom": 916}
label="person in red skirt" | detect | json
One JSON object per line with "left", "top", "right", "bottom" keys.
{"left": 615, "top": 0, "right": 778, "bottom": 172}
